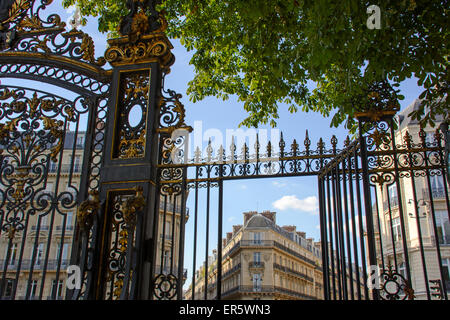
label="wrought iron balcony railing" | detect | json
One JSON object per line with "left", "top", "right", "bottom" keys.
{"left": 49, "top": 164, "right": 82, "bottom": 173}
{"left": 422, "top": 188, "right": 448, "bottom": 200}
{"left": 248, "top": 261, "right": 265, "bottom": 269}
{"left": 221, "top": 285, "right": 318, "bottom": 300}
{"left": 273, "top": 263, "right": 314, "bottom": 283}
{"left": 55, "top": 225, "right": 75, "bottom": 232}
{"left": 0, "top": 259, "right": 69, "bottom": 270}
{"left": 438, "top": 235, "right": 450, "bottom": 245}
{"left": 223, "top": 240, "right": 319, "bottom": 267}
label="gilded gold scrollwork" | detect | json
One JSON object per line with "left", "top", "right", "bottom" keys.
{"left": 122, "top": 186, "right": 146, "bottom": 230}
{"left": 76, "top": 190, "right": 100, "bottom": 232}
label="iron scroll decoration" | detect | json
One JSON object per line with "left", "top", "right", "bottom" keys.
{"left": 379, "top": 262, "right": 415, "bottom": 300}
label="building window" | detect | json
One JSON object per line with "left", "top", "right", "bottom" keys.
{"left": 252, "top": 232, "right": 262, "bottom": 244}
{"left": 436, "top": 211, "right": 450, "bottom": 245}
{"left": 253, "top": 252, "right": 261, "bottom": 263}
{"left": 51, "top": 280, "right": 64, "bottom": 298}
{"left": 388, "top": 184, "right": 398, "bottom": 207}
{"left": 6, "top": 243, "right": 17, "bottom": 266}
{"left": 442, "top": 259, "right": 450, "bottom": 293}
{"left": 74, "top": 155, "right": 81, "bottom": 172}
{"left": 66, "top": 211, "right": 73, "bottom": 228}
{"left": 430, "top": 175, "right": 444, "bottom": 193}
{"left": 30, "top": 280, "right": 38, "bottom": 298}
{"left": 76, "top": 136, "right": 84, "bottom": 147}
{"left": 391, "top": 217, "right": 402, "bottom": 242}
{"left": 252, "top": 273, "right": 262, "bottom": 292}
{"left": 3, "top": 279, "right": 14, "bottom": 297}
{"left": 49, "top": 160, "right": 57, "bottom": 173}
{"left": 35, "top": 243, "right": 44, "bottom": 266}
{"left": 40, "top": 214, "right": 49, "bottom": 230}
{"left": 163, "top": 250, "right": 171, "bottom": 271}
{"left": 56, "top": 243, "right": 69, "bottom": 265}
{"left": 398, "top": 262, "right": 407, "bottom": 279}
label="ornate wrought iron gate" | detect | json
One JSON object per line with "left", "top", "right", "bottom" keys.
{"left": 0, "top": 0, "right": 448, "bottom": 301}
{"left": 0, "top": 0, "right": 191, "bottom": 300}
{"left": 317, "top": 110, "right": 449, "bottom": 300}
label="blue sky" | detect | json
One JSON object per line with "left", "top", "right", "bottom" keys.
{"left": 4, "top": 1, "right": 425, "bottom": 290}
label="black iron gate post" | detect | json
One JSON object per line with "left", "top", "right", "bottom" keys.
{"left": 75, "top": 0, "right": 179, "bottom": 300}
{"left": 357, "top": 121, "right": 380, "bottom": 300}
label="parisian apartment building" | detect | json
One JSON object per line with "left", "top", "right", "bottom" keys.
{"left": 185, "top": 210, "right": 324, "bottom": 300}
{"left": 372, "top": 99, "right": 450, "bottom": 299}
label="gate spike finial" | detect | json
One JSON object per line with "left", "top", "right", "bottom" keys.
{"left": 206, "top": 138, "right": 213, "bottom": 162}
{"left": 304, "top": 129, "right": 311, "bottom": 153}
{"left": 418, "top": 127, "right": 427, "bottom": 145}
{"left": 218, "top": 144, "right": 225, "bottom": 163}
{"left": 291, "top": 139, "right": 298, "bottom": 156}
{"left": 230, "top": 136, "right": 236, "bottom": 161}
{"left": 434, "top": 128, "right": 443, "bottom": 145}
{"left": 344, "top": 135, "right": 351, "bottom": 148}
{"left": 279, "top": 131, "right": 285, "bottom": 155}
{"left": 331, "top": 135, "right": 338, "bottom": 154}
{"left": 254, "top": 133, "right": 260, "bottom": 159}
{"left": 266, "top": 140, "right": 272, "bottom": 158}
{"left": 403, "top": 130, "right": 412, "bottom": 148}
{"left": 317, "top": 137, "right": 325, "bottom": 154}
{"left": 241, "top": 142, "right": 249, "bottom": 160}
{"left": 194, "top": 146, "right": 202, "bottom": 163}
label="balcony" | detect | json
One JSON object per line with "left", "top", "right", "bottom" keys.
{"left": 223, "top": 240, "right": 319, "bottom": 267}
{"left": 221, "top": 285, "right": 318, "bottom": 300}
{"left": 55, "top": 225, "right": 74, "bottom": 232}
{"left": 248, "top": 261, "right": 265, "bottom": 269}
{"left": 0, "top": 259, "right": 69, "bottom": 270}
{"left": 31, "top": 225, "right": 50, "bottom": 231}
{"left": 423, "top": 188, "right": 448, "bottom": 200}
{"left": 273, "top": 263, "right": 314, "bottom": 283}
{"left": 222, "top": 263, "right": 241, "bottom": 279}
{"left": 49, "top": 164, "right": 82, "bottom": 174}
{"left": 438, "top": 235, "right": 450, "bottom": 245}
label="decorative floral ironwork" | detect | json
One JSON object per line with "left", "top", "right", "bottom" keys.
{"left": 114, "top": 70, "right": 150, "bottom": 159}
{"left": 379, "top": 262, "right": 415, "bottom": 300}
{"left": 0, "top": 0, "right": 106, "bottom": 67}
{"left": 0, "top": 86, "right": 84, "bottom": 239}
{"left": 76, "top": 190, "right": 100, "bottom": 232}
{"left": 122, "top": 186, "right": 146, "bottom": 230}
{"left": 354, "top": 80, "right": 401, "bottom": 123}
{"left": 153, "top": 273, "right": 177, "bottom": 300}
{"left": 105, "top": 0, "right": 174, "bottom": 69}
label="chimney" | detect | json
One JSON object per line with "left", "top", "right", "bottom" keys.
{"left": 282, "top": 225, "right": 296, "bottom": 233}
{"left": 243, "top": 211, "right": 257, "bottom": 225}
{"left": 261, "top": 210, "right": 276, "bottom": 223}
{"left": 232, "top": 225, "right": 242, "bottom": 236}
{"left": 297, "top": 231, "right": 306, "bottom": 238}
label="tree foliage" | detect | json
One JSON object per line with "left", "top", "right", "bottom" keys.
{"left": 63, "top": 0, "right": 449, "bottom": 131}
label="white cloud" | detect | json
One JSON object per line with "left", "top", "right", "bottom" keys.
{"left": 272, "top": 195, "right": 319, "bottom": 213}
{"left": 239, "top": 184, "right": 248, "bottom": 190}
{"left": 227, "top": 216, "right": 236, "bottom": 223}
{"left": 272, "top": 181, "right": 287, "bottom": 188}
